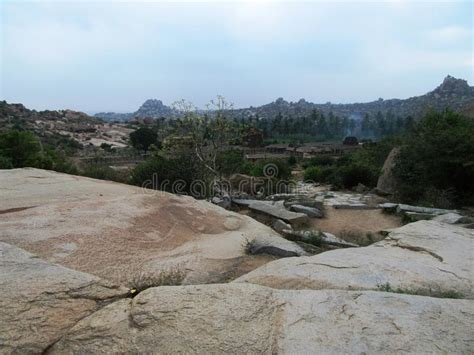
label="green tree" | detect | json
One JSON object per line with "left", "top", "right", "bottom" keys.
{"left": 130, "top": 127, "right": 158, "bottom": 152}
{"left": 0, "top": 130, "right": 42, "bottom": 168}
{"left": 394, "top": 109, "right": 474, "bottom": 207}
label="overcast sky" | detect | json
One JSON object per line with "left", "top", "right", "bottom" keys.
{"left": 1, "top": 0, "right": 472, "bottom": 113}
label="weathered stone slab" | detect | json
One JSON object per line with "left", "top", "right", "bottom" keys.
{"left": 289, "top": 204, "right": 324, "bottom": 218}
{"left": 281, "top": 229, "right": 358, "bottom": 248}
{"left": 397, "top": 203, "right": 457, "bottom": 215}
{"left": 248, "top": 201, "right": 309, "bottom": 225}
{"left": 0, "top": 242, "right": 128, "bottom": 353}
{"left": 232, "top": 198, "right": 260, "bottom": 207}
{"left": 236, "top": 221, "right": 474, "bottom": 298}
{"left": 49, "top": 284, "right": 474, "bottom": 354}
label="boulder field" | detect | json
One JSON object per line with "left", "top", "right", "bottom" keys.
{"left": 1, "top": 168, "right": 473, "bottom": 353}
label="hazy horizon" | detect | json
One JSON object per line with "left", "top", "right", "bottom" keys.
{"left": 1, "top": 1, "right": 472, "bottom": 113}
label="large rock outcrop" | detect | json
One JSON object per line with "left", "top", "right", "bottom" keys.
{"left": 235, "top": 220, "right": 474, "bottom": 298}
{"left": 0, "top": 168, "right": 304, "bottom": 285}
{"left": 376, "top": 147, "right": 400, "bottom": 195}
{"left": 49, "top": 284, "right": 474, "bottom": 354}
{"left": 0, "top": 242, "right": 127, "bottom": 353}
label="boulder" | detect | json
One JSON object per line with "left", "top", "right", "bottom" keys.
{"left": 281, "top": 229, "right": 358, "bottom": 248}
{"left": 211, "top": 196, "right": 231, "bottom": 209}
{"left": 0, "top": 168, "right": 302, "bottom": 285}
{"left": 396, "top": 203, "right": 456, "bottom": 215}
{"left": 376, "top": 147, "right": 400, "bottom": 195}
{"left": 228, "top": 174, "right": 265, "bottom": 195}
{"left": 272, "top": 219, "right": 292, "bottom": 233}
{"left": 235, "top": 221, "right": 474, "bottom": 299}
{"left": 433, "top": 212, "right": 472, "bottom": 224}
{"left": 289, "top": 204, "right": 324, "bottom": 218}
{"left": 247, "top": 235, "right": 307, "bottom": 257}
{"left": 0, "top": 242, "right": 128, "bottom": 353}
{"left": 248, "top": 201, "right": 309, "bottom": 226}
{"left": 49, "top": 284, "right": 474, "bottom": 354}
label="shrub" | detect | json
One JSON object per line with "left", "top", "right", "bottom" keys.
{"left": 130, "top": 152, "right": 210, "bottom": 196}
{"left": 130, "top": 127, "right": 158, "bottom": 152}
{"left": 216, "top": 149, "right": 246, "bottom": 176}
{"left": 287, "top": 155, "right": 297, "bottom": 166}
{"left": 340, "top": 164, "right": 378, "bottom": 189}
{"left": 81, "top": 164, "right": 123, "bottom": 182}
{"left": 304, "top": 166, "right": 322, "bottom": 182}
{"left": 308, "top": 155, "right": 333, "bottom": 167}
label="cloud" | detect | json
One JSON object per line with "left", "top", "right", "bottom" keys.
{"left": 427, "top": 25, "right": 472, "bottom": 42}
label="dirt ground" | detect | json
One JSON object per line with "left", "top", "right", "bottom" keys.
{"left": 309, "top": 208, "right": 402, "bottom": 245}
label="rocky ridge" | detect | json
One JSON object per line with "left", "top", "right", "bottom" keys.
{"left": 94, "top": 75, "right": 474, "bottom": 121}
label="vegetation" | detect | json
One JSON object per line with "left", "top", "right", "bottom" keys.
{"left": 245, "top": 109, "right": 414, "bottom": 142}
{"left": 376, "top": 282, "right": 464, "bottom": 299}
{"left": 0, "top": 130, "right": 78, "bottom": 173}
{"left": 393, "top": 109, "right": 474, "bottom": 207}
{"left": 302, "top": 137, "right": 399, "bottom": 189}
{"left": 126, "top": 266, "right": 186, "bottom": 295}
{"left": 129, "top": 127, "right": 158, "bottom": 152}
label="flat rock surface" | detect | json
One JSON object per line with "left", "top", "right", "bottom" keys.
{"left": 248, "top": 201, "right": 309, "bottom": 225}
{"left": 49, "top": 284, "right": 474, "bottom": 354}
{"left": 0, "top": 242, "right": 128, "bottom": 353}
{"left": 235, "top": 221, "right": 474, "bottom": 298}
{"left": 0, "top": 168, "right": 304, "bottom": 285}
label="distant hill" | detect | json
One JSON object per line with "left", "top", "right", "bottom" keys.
{"left": 95, "top": 99, "right": 175, "bottom": 121}
{"left": 232, "top": 75, "right": 474, "bottom": 120}
{"left": 0, "top": 101, "right": 131, "bottom": 150}
{"left": 0, "top": 101, "right": 102, "bottom": 133}
{"left": 95, "top": 75, "right": 474, "bottom": 121}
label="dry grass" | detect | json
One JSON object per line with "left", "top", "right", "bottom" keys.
{"left": 118, "top": 263, "right": 186, "bottom": 293}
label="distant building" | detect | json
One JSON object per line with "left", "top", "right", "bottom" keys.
{"left": 343, "top": 136, "right": 359, "bottom": 146}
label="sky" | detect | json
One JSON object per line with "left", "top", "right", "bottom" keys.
{"left": 0, "top": 0, "right": 472, "bottom": 113}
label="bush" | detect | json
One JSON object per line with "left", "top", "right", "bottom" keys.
{"left": 308, "top": 155, "right": 333, "bottom": 167}
{"left": 287, "top": 155, "right": 297, "bottom": 166}
{"left": 304, "top": 166, "right": 322, "bottom": 182}
{"left": 130, "top": 152, "right": 210, "bottom": 196}
{"left": 340, "top": 164, "right": 378, "bottom": 189}
{"left": 81, "top": 164, "right": 124, "bottom": 182}
{"left": 216, "top": 149, "right": 246, "bottom": 176}
{"left": 130, "top": 127, "right": 158, "bottom": 152}
{"left": 249, "top": 159, "right": 291, "bottom": 180}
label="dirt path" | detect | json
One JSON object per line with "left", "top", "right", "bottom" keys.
{"left": 310, "top": 208, "right": 402, "bottom": 245}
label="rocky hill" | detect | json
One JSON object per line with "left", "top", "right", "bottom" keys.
{"left": 232, "top": 75, "right": 474, "bottom": 120}
{"left": 95, "top": 99, "right": 175, "bottom": 121}
{"left": 95, "top": 76, "right": 474, "bottom": 121}
{"left": 0, "top": 101, "right": 132, "bottom": 149}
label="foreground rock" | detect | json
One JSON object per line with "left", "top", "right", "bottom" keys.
{"left": 0, "top": 242, "right": 128, "bottom": 353}
{"left": 0, "top": 168, "right": 304, "bottom": 285}
{"left": 236, "top": 221, "right": 474, "bottom": 298}
{"left": 49, "top": 284, "right": 474, "bottom": 354}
